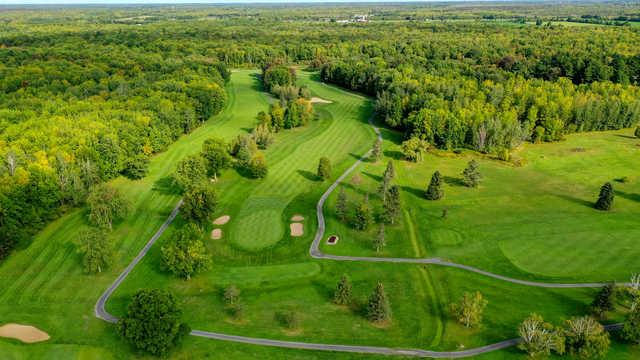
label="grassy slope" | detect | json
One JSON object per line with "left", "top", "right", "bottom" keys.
{"left": 1, "top": 70, "right": 638, "bottom": 359}
{"left": 321, "top": 126, "right": 640, "bottom": 282}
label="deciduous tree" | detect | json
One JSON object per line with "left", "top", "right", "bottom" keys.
{"left": 76, "top": 228, "right": 112, "bottom": 274}
{"left": 181, "top": 184, "right": 217, "bottom": 224}
{"left": 563, "top": 316, "right": 610, "bottom": 359}
{"left": 161, "top": 223, "right": 211, "bottom": 280}
{"left": 518, "top": 313, "right": 565, "bottom": 358}
{"left": 87, "top": 183, "right": 131, "bottom": 230}
{"left": 450, "top": 291, "right": 487, "bottom": 328}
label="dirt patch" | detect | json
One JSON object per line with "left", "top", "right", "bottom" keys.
{"left": 213, "top": 215, "right": 230, "bottom": 225}
{"left": 290, "top": 223, "right": 304, "bottom": 237}
{"left": 310, "top": 97, "right": 332, "bottom": 104}
{"left": 291, "top": 214, "right": 305, "bottom": 221}
{"left": 211, "top": 229, "right": 223, "bottom": 240}
{"left": 0, "top": 323, "right": 50, "bottom": 343}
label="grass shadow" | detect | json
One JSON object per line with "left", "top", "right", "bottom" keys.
{"left": 554, "top": 193, "right": 594, "bottom": 209}
{"left": 383, "top": 150, "right": 404, "bottom": 161}
{"left": 297, "top": 169, "right": 320, "bottom": 182}
{"left": 400, "top": 185, "right": 425, "bottom": 199}
{"left": 152, "top": 176, "right": 180, "bottom": 195}
{"left": 250, "top": 73, "right": 266, "bottom": 93}
{"left": 616, "top": 190, "right": 640, "bottom": 202}
{"left": 443, "top": 176, "right": 465, "bottom": 187}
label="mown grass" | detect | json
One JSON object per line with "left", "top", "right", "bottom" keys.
{"left": 1, "top": 70, "right": 639, "bottom": 359}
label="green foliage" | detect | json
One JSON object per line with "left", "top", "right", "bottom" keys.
{"left": 591, "top": 283, "right": 616, "bottom": 318}
{"left": 333, "top": 275, "right": 352, "bottom": 305}
{"left": 247, "top": 152, "right": 268, "bottom": 179}
{"left": 563, "top": 316, "right": 610, "bottom": 359}
{"left": 230, "top": 135, "right": 258, "bottom": 164}
{"left": 87, "top": 184, "right": 131, "bottom": 230}
{"left": 635, "top": 126, "right": 640, "bottom": 138}
{"left": 187, "top": 81, "right": 227, "bottom": 121}
{"left": 366, "top": 282, "right": 391, "bottom": 323}
{"left": 122, "top": 155, "right": 150, "bottom": 180}
{"left": 223, "top": 285, "right": 243, "bottom": 320}
{"left": 371, "top": 138, "right": 382, "bottom": 162}
{"left": 462, "top": 160, "right": 482, "bottom": 188}
{"left": 117, "top": 289, "right": 190, "bottom": 356}
{"left": 276, "top": 310, "right": 300, "bottom": 329}
{"left": 450, "top": 291, "right": 488, "bottom": 328}
{"left": 201, "top": 137, "right": 232, "bottom": 179}
{"left": 352, "top": 194, "right": 373, "bottom": 230}
{"left": 623, "top": 301, "right": 640, "bottom": 344}
{"left": 382, "top": 185, "right": 401, "bottom": 224}
{"left": 75, "top": 228, "right": 112, "bottom": 274}
{"left": 263, "top": 65, "right": 296, "bottom": 92}
{"left": 425, "top": 171, "right": 444, "bottom": 200}
{"left": 595, "top": 182, "right": 615, "bottom": 211}
{"left": 374, "top": 224, "right": 386, "bottom": 253}
{"left": 317, "top": 157, "right": 332, "bottom": 180}
{"left": 181, "top": 184, "right": 217, "bottom": 224}
{"left": 223, "top": 285, "right": 240, "bottom": 305}
{"left": 401, "top": 137, "right": 429, "bottom": 162}
{"left": 335, "top": 187, "right": 348, "bottom": 222}
{"left": 252, "top": 123, "right": 275, "bottom": 149}
{"left": 518, "top": 313, "right": 565, "bottom": 358}
{"left": 160, "top": 223, "right": 211, "bottom": 280}
{"left": 173, "top": 155, "right": 208, "bottom": 191}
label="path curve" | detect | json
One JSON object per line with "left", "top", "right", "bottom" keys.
{"left": 95, "top": 110, "right": 626, "bottom": 359}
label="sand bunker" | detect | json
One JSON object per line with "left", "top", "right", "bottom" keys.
{"left": 290, "top": 223, "right": 304, "bottom": 237}
{"left": 213, "top": 215, "right": 230, "bottom": 225}
{"left": 0, "top": 324, "right": 50, "bottom": 343}
{"left": 291, "top": 214, "right": 305, "bottom": 221}
{"left": 211, "top": 229, "right": 222, "bottom": 240}
{"left": 310, "top": 97, "right": 332, "bottom": 104}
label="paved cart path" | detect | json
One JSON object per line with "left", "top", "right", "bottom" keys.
{"left": 95, "top": 114, "right": 626, "bottom": 359}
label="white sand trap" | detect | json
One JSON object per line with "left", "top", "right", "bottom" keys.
{"left": 290, "top": 223, "right": 304, "bottom": 237}
{"left": 310, "top": 97, "right": 332, "bottom": 104}
{"left": 291, "top": 214, "right": 305, "bottom": 221}
{"left": 0, "top": 324, "right": 50, "bottom": 343}
{"left": 211, "top": 229, "right": 222, "bottom": 240}
{"left": 213, "top": 215, "right": 230, "bottom": 225}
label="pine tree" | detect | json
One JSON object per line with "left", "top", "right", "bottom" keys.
{"left": 425, "top": 171, "right": 444, "bottom": 200}
{"left": 591, "top": 283, "right": 616, "bottom": 318}
{"left": 367, "top": 282, "right": 391, "bottom": 323}
{"left": 333, "top": 275, "right": 352, "bottom": 305}
{"left": 335, "top": 187, "right": 348, "bottom": 222}
{"left": 353, "top": 194, "right": 373, "bottom": 230}
{"left": 371, "top": 138, "right": 382, "bottom": 162}
{"left": 379, "top": 160, "right": 395, "bottom": 200}
{"left": 374, "top": 224, "right": 386, "bottom": 252}
{"left": 462, "top": 160, "right": 481, "bottom": 188}
{"left": 382, "top": 185, "right": 401, "bottom": 224}
{"left": 595, "top": 182, "right": 614, "bottom": 211}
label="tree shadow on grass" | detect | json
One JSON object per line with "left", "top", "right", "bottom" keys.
{"left": 614, "top": 134, "right": 637, "bottom": 140}
{"left": 339, "top": 181, "right": 370, "bottom": 198}
{"left": 362, "top": 171, "right": 382, "bottom": 182}
{"left": 383, "top": 150, "right": 404, "bottom": 161}
{"left": 349, "top": 152, "right": 365, "bottom": 161}
{"left": 400, "top": 185, "right": 425, "bottom": 199}
{"left": 554, "top": 193, "right": 594, "bottom": 209}
{"left": 250, "top": 73, "right": 266, "bottom": 93}
{"left": 297, "top": 169, "right": 320, "bottom": 182}
{"left": 616, "top": 190, "right": 640, "bottom": 202}
{"left": 152, "top": 176, "right": 180, "bottom": 195}
{"left": 443, "top": 176, "right": 465, "bottom": 187}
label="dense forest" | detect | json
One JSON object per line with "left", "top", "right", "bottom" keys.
{"left": 0, "top": 2, "right": 639, "bottom": 259}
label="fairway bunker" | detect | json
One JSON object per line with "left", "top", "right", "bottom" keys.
{"left": 291, "top": 214, "right": 305, "bottom": 221}
{"left": 310, "top": 97, "right": 332, "bottom": 104}
{"left": 211, "top": 229, "right": 222, "bottom": 240}
{"left": 0, "top": 323, "right": 50, "bottom": 343}
{"left": 327, "top": 235, "right": 339, "bottom": 245}
{"left": 290, "top": 223, "right": 304, "bottom": 237}
{"left": 213, "top": 215, "right": 230, "bottom": 225}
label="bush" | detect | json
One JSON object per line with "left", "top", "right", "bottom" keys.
{"left": 276, "top": 310, "right": 300, "bottom": 329}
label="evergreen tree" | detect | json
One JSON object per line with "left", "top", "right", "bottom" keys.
{"left": 379, "top": 160, "right": 395, "bottom": 200}
{"left": 595, "top": 182, "right": 614, "bottom": 211}
{"left": 367, "top": 282, "right": 391, "bottom": 323}
{"left": 353, "top": 194, "right": 373, "bottom": 230}
{"left": 371, "top": 138, "right": 382, "bottom": 162}
{"left": 374, "top": 224, "right": 386, "bottom": 252}
{"left": 462, "top": 159, "right": 481, "bottom": 188}
{"left": 335, "top": 187, "right": 348, "bottom": 222}
{"left": 623, "top": 300, "right": 640, "bottom": 344}
{"left": 317, "top": 157, "right": 332, "bottom": 181}
{"left": 591, "top": 283, "right": 616, "bottom": 318}
{"left": 382, "top": 185, "right": 401, "bottom": 224}
{"left": 333, "top": 275, "right": 352, "bottom": 305}
{"left": 425, "top": 171, "right": 444, "bottom": 200}
{"left": 635, "top": 126, "right": 640, "bottom": 139}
